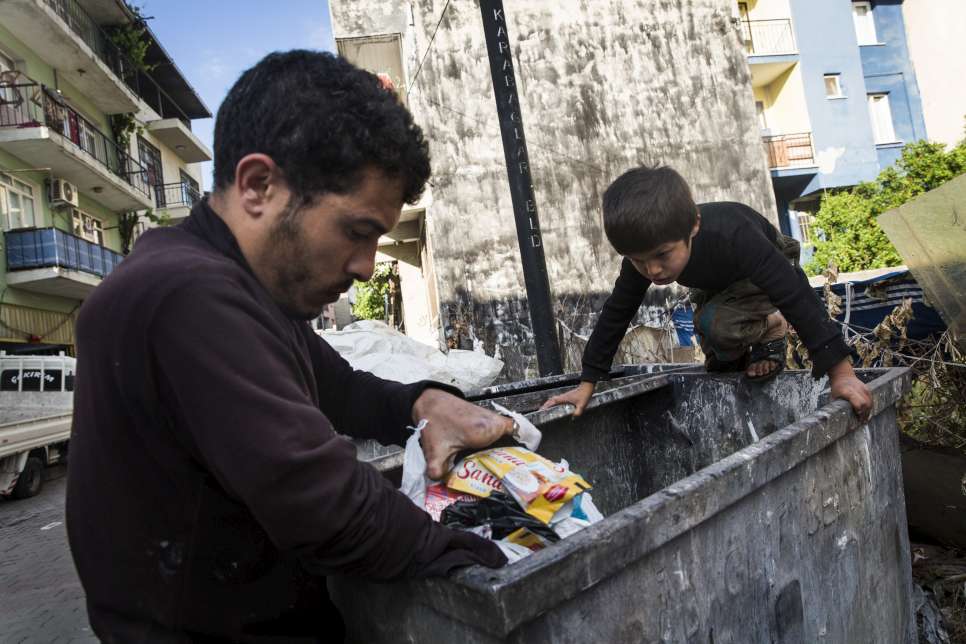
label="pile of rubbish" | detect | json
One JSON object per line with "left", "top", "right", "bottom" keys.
{"left": 401, "top": 406, "right": 603, "bottom": 562}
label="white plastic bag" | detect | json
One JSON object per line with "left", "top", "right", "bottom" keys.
{"left": 550, "top": 492, "right": 604, "bottom": 538}
{"left": 400, "top": 420, "right": 430, "bottom": 509}
{"left": 491, "top": 403, "right": 542, "bottom": 451}
{"left": 321, "top": 321, "right": 503, "bottom": 391}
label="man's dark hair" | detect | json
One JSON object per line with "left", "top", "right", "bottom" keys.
{"left": 213, "top": 50, "right": 430, "bottom": 205}
{"left": 601, "top": 165, "right": 697, "bottom": 255}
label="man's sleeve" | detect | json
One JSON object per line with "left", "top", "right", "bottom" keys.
{"left": 150, "top": 278, "right": 500, "bottom": 579}
{"left": 306, "top": 331, "right": 462, "bottom": 447}
{"left": 734, "top": 228, "right": 851, "bottom": 378}
{"left": 580, "top": 258, "right": 651, "bottom": 382}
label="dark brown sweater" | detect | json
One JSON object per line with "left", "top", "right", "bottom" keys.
{"left": 66, "top": 200, "right": 501, "bottom": 643}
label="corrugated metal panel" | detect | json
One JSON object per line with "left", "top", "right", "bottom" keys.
{"left": 0, "top": 303, "right": 78, "bottom": 346}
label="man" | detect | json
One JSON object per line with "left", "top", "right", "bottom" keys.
{"left": 67, "top": 51, "right": 508, "bottom": 642}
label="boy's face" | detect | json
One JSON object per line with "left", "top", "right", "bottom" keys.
{"left": 626, "top": 217, "right": 700, "bottom": 285}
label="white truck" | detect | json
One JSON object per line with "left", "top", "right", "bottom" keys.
{"left": 0, "top": 352, "right": 74, "bottom": 499}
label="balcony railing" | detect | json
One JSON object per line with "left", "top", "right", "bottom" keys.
{"left": 43, "top": 0, "right": 193, "bottom": 126}
{"left": 4, "top": 227, "right": 123, "bottom": 278}
{"left": 763, "top": 132, "right": 815, "bottom": 169}
{"left": 0, "top": 82, "right": 150, "bottom": 197}
{"left": 155, "top": 181, "right": 201, "bottom": 209}
{"left": 741, "top": 19, "right": 797, "bottom": 56}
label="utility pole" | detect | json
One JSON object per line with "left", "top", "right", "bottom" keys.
{"left": 479, "top": 0, "right": 563, "bottom": 376}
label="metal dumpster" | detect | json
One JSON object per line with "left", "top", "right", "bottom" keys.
{"left": 331, "top": 367, "right": 915, "bottom": 643}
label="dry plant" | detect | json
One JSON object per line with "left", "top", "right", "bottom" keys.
{"left": 788, "top": 265, "right": 966, "bottom": 450}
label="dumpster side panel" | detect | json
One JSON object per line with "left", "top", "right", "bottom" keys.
{"left": 496, "top": 407, "right": 914, "bottom": 644}
{"left": 332, "top": 407, "right": 914, "bottom": 643}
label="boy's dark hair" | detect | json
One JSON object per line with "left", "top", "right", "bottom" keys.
{"left": 601, "top": 165, "right": 698, "bottom": 255}
{"left": 213, "top": 50, "right": 430, "bottom": 205}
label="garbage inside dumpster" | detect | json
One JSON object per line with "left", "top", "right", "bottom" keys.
{"left": 474, "top": 447, "right": 592, "bottom": 524}
{"left": 441, "top": 491, "right": 559, "bottom": 544}
{"left": 401, "top": 416, "right": 603, "bottom": 562}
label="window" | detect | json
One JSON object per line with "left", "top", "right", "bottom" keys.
{"left": 76, "top": 118, "right": 98, "bottom": 158}
{"left": 824, "top": 74, "right": 843, "bottom": 98}
{"left": 797, "top": 213, "right": 816, "bottom": 245}
{"left": 0, "top": 173, "right": 37, "bottom": 230}
{"left": 71, "top": 209, "right": 104, "bottom": 245}
{"left": 137, "top": 136, "right": 165, "bottom": 207}
{"left": 868, "top": 93, "right": 897, "bottom": 143}
{"left": 178, "top": 169, "right": 200, "bottom": 206}
{"left": 852, "top": 2, "right": 878, "bottom": 45}
{"left": 755, "top": 101, "right": 768, "bottom": 130}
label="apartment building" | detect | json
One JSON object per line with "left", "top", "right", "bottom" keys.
{"left": 0, "top": 0, "right": 210, "bottom": 354}
{"left": 740, "top": 0, "right": 927, "bottom": 247}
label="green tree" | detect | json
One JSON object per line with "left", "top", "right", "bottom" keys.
{"left": 351, "top": 263, "right": 394, "bottom": 321}
{"left": 805, "top": 137, "right": 966, "bottom": 275}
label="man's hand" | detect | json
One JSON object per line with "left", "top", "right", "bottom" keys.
{"left": 539, "top": 381, "right": 595, "bottom": 417}
{"left": 828, "top": 359, "right": 873, "bottom": 422}
{"left": 412, "top": 388, "right": 514, "bottom": 479}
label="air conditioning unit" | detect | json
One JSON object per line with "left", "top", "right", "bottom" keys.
{"left": 49, "top": 178, "right": 79, "bottom": 208}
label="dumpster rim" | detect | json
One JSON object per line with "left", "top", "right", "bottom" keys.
{"left": 382, "top": 367, "right": 912, "bottom": 637}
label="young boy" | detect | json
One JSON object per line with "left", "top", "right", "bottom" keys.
{"left": 542, "top": 165, "right": 872, "bottom": 419}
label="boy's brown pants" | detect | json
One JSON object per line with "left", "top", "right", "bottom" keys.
{"left": 690, "top": 235, "right": 801, "bottom": 363}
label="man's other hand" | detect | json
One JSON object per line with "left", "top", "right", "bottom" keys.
{"left": 412, "top": 389, "right": 513, "bottom": 479}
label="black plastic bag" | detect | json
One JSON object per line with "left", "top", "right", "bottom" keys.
{"left": 440, "top": 492, "right": 560, "bottom": 543}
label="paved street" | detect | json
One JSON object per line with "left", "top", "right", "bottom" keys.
{"left": 0, "top": 467, "right": 97, "bottom": 643}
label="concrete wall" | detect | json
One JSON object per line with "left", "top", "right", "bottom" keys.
{"left": 860, "top": 0, "right": 926, "bottom": 169}
{"left": 334, "top": 0, "right": 778, "bottom": 378}
{"left": 789, "top": 0, "right": 880, "bottom": 194}
{"left": 902, "top": 0, "right": 966, "bottom": 148}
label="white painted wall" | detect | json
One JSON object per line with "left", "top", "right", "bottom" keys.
{"left": 902, "top": 0, "right": 966, "bottom": 148}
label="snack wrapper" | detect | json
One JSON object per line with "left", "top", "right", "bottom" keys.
{"left": 446, "top": 453, "right": 505, "bottom": 498}
{"left": 424, "top": 483, "right": 477, "bottom": 522}
{"left": 475, "top": 447, "right": 591, "bottom": 524}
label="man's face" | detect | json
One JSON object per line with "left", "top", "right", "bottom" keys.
{"left": 251, "top": 167, "right": 403, "bottom": 319}
{"left": 625, "top": 218, "right": 701, "bottom": 286}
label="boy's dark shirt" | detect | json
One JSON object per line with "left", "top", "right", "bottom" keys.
{"left": 581, "top": 202, "right": 849, "bottom": 382}
{"left": 66, "top": 199, "right": 500, "bottom": 642}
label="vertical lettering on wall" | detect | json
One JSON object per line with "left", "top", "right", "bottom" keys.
{"left": 480, "top": 0, "right": 562, "bottom": 374}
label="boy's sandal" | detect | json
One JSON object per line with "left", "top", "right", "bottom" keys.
{"left": 745, "top": 337, "right": 786, "bottom": 382}
{"left": 705, "top": 351, "right": 749, "bottom": 373}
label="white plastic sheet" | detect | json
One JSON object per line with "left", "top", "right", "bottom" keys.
{"left": 321, "top": 320, "right": 503, "bottom": 391}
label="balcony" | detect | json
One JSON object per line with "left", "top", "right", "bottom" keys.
{"left": 741, "top": 19, "right": 797, "bottom": 56}
{"left": 145, "top": 118, "right": 212, "bottom": 163}
{"left": 0, "top": 0, "right": 140, "bottom": 114}
{"left": 741, "top": 19, "right": 799, "bottom": 87}
{"left": 155, "top": 181, "right": 201, "bottom": 221}
{"left": 0, "top": 82, "right": 153, "bottom": 211}
{"left": 762, "top": 132, "right": 817, "bottom": 172}
{"left": 4, "top": 227, "right": 123, "bottom": 299}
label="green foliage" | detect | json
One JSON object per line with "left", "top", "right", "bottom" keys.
{"left": 109, "top": 112, "right": 141, "bottom": 152}
{"left": 117, "top": 209, "right": 170, "bottom": 255}
{"left": 351, "top": 263, "right": 394, "bottom": 321}
{"left": 109, "top": 4, "right": 156, "bottom": 74}
{"left": 805, "top": 137, "right": 966, "bottom": 275}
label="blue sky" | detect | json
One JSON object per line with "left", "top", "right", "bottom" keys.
{"left": 145, "top": 1, "right": 335, "bottom": 189}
